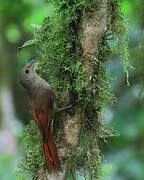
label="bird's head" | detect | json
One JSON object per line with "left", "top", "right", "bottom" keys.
{"left": 19, "top": 58, "right": 38, "bottom": 88}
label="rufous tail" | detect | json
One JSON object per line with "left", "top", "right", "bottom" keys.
{"left": 43, "top": 128, "right": 62, "bottom": 173}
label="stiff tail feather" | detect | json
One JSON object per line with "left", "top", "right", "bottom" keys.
{"left": 43, "top": 128, "right": 62, "bottom": 173}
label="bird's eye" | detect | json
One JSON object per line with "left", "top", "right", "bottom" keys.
{"left": 25, "top": 69, "right": 29, "bottom": 74}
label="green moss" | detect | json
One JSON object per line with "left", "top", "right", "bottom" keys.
{"left": 108, "top": 0, "right": 132, "bottom": 85}
{"left": 17, "top": 0, "right": 129, "bottom": 179}
{"left": 16, "top": 120, "right": 45, "bottom": 180}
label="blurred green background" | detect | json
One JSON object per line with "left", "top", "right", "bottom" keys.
{"left": 0, "top": 0, "right": 144, "bottom": 179}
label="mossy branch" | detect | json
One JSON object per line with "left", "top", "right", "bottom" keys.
{"left": 16, "top": 0, "right": 129, "bottom": 180}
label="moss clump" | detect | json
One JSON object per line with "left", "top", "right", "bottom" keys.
{"left": 16, "top": 120, "right": 45, "bottom": 180}
{"left": 108, "top": 0, "right": 132, "bottom": 85}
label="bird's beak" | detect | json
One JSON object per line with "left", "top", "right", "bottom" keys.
{"left": 30, "top": 57, "right": 38, "bottom": 69}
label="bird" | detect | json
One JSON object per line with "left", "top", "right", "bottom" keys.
{"left": 19, "top": 58, "right": 61, "bottom": 173}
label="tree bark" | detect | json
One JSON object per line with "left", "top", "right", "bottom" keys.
{"left": 80, "top": 0, "right": 107, "bottom": 57}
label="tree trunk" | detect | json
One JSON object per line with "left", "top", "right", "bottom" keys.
{"left": 37, "top": 0, "right": 108, "bottom": 179}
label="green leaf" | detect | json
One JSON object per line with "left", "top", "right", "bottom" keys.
{"left": 18, "top": 39, "right": 37, "bottom": 52}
